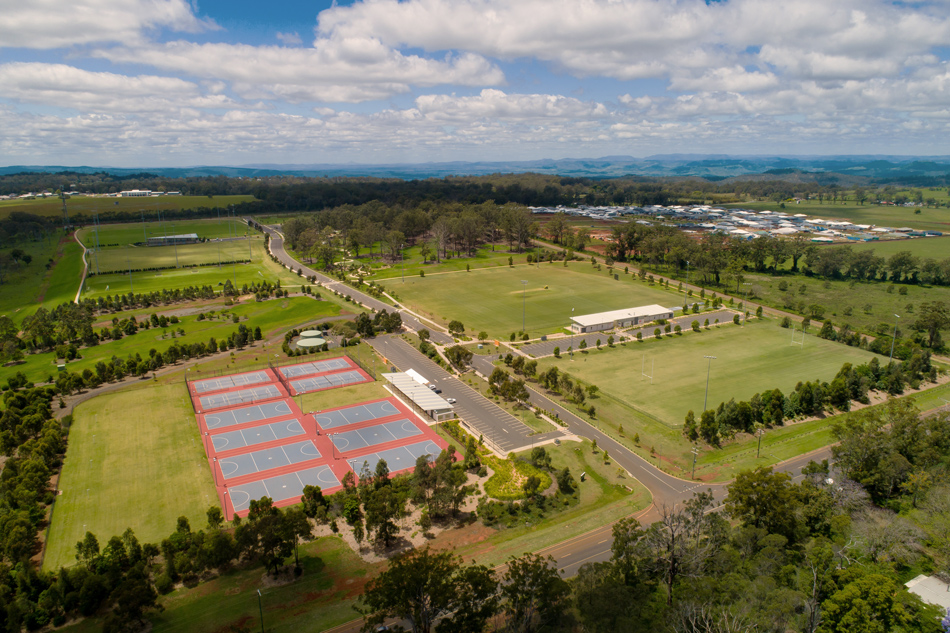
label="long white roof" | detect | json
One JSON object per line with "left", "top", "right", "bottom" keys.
{"left": 570, "top": 304, "right": 672, "bottom": 327}
{"left": 382, "top": 372, "right": 454, "bottom": 411}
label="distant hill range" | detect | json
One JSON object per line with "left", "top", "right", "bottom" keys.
{"left": 3, "top": 155, "right": 950, "bottom": 183}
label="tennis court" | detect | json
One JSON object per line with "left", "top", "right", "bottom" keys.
{"left": 330, "top": 419, "right": 422, "bottom": 453}
{"left": 219, "top": 440, "right": 322, "bottom": 480}
{"left": 279, "top": 357, "right": 353, "bottom": 378}
{"left": 211, "top": 419, "right": 305, "bottom": 452}
{"left": 203, "top": 400, "right": 295, "bottom": 429}
{"left": 314, "top": 399, "right": 401, "bottom": 430}
{"left": 199, "top": 384, "right": 282, "bottom": 411}
{"left": 192, "top": 370, "right": 271, "bottom": 394}
{"left": 228, "top": 465, "right": 341, "bottom": 513}
{"left": 290, "top": 369, "right": 369, "bottom": 395}
{"left": 347, "top": 440, "right": 444, "bottom": 476}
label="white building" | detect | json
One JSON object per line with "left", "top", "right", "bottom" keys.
{"left": 569, "top": 304, "right": 674, "bottom": 334}
{"left": 120, "top": 189, "right": 152, "bottom": 197}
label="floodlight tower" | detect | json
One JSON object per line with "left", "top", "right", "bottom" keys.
{"left": 702, "top": 355, "right": 716, "bottom": 412}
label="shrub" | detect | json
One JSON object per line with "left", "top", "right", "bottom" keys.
{"left": 733, "top": 314, "right": 740, "bottom": 325}
{"left": 691, "top": 320, "right": 700, "bottom": 332}
{"left": 553, "top": 346, "right": 560, "bottom": 357}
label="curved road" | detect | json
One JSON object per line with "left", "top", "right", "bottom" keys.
{"left": 257, "top": 220, "right": 833, "bottom": 630}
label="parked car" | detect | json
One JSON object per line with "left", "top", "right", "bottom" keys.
{"left": 446, "top": 397, "right": 457, "bottom": 404}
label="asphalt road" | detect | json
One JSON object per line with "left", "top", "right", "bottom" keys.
{"left": 258, "top": 220, "right": 838, "bottom": 632}
{"left": 257, "top": 221, "right": 455, "bottom": 346}
{"left": 370, "top": 335, "right": 563, "bottom": 453}
{"left": 519, "top": 309, "right": 739, "bottom": 357}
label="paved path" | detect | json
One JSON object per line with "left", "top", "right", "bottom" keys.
{"left": 520, "top": 309, "right": 738, "bottom": 357}
{"left": 370, "top": 335, "right": 562, "bottom": 453}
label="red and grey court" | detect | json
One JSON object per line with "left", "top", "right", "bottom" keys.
{"left": 186, "top": 358, "right": 451, "bottom": 518}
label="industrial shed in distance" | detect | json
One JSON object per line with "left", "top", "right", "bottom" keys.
{"left": 569, "top": 304, "right": 674, "bottom": 334}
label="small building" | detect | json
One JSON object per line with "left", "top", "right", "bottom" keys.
{"left": 570, "top": 304, "right": 674, "bottom": 334}
{"left": 119, "top": 189, "right": 152, "bottom": 197}
{"left": 146, "top": 233, "right": 199, "bottom": 246}
{"left": 905, "top": 575, "right": 950, "bottom": 611}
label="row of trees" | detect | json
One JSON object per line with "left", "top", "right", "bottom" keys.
{"left": 686, "top": 354, "right": 936, "bottom": 445}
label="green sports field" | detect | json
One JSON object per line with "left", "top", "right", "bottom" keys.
{"left": 44, "top": 382, "right": 215, "bottom": 570}
{"left": 536, "top": 318, "right": 884, "bottom": 426}
{"left": 79, "top": 239, "right": 299, "bottom": 298}
{"left": 77, "top": 217, "right": 253, "bottom": 247}
{"left": 0, "top": 195, "right": 254, "bottom": 220}
{"left": 381, "top": 262, "right": 686, "bottom": 339}
{"left": 86, "top": 239, "right": 255, "bottom": 274}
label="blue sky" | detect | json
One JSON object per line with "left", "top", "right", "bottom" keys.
{"left": 2, "top": 0, "right": 950, "bottom": 167}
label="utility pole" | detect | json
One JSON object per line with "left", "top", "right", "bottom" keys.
{"left": 702, "top": 355, "right": 716, "bottom": 412}
{"left": 889, "top": 314, "right": 900, "bottom": 361}
{"left": 521, "top": 280, "right": 528, "bottom": 334}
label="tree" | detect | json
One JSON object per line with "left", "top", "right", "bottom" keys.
{"left": 448, "top": 320, "right": 465, "bottom": 337}
{"left": 648, "top": 492, "right": 722, "bottom": 606}
{"left": 819, "top": 568, "right": 940, "bottom": 633}
{"left": 725, "top": 466, "right": 801, "bottom": 541}
{"left": 206, "top": 506, "right": 224, "bottom": 530}
{"left": 501, "top": 553, "right": 570, "bottom": 633}
{"left": 914, "top": 301, "right": 949, "bottom": 348}
{"left": 445, "top": 345, "right": 473, "bottom": 369}
{"left": 357, "top": 548, "right": 498, "bottom": 633}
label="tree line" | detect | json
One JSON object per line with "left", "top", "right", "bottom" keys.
{"left": 686, "top": 352, "right": 936, "bottom": 446}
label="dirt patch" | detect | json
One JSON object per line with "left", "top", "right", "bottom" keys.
{"left": 314, "top": 471, "right": 489, "bottom": 564}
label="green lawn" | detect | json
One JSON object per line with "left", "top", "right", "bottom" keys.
{"left": 357, "top": 242, "right": 540, "bottom": 281}
{"left": 849, "top": 236, "right": 950, "bottom": 260}
{"left": 381, "top": 262, "right": 685, "bottom": 339}
{"left": 77, "top": 217, "right": 255, "bottom": 246}
{"left": 453, "top": 439, "right": 649, "bottom": 567}
{"left": 80, "top": 239, "right": 301, "bottom": 299}
{"left": 723, "top": 200, "right": 950, "bottom": 232}
{"left": 44, "top": 381, "right": 216, "bottom": 571}
{"left": 88, "top": 239, "right": 255, "bottom": 274}
{"left": 0, "top": 195, "right": 255, "bottom": 220}
{"left": 741, "top": 270, "right": 950, "bottom": 334}
{"left": 537, "top": 319, "right": 882, "bottom": 427}
{"left": 13, "top": 297, "right": 343, "bottom": 384}
{"left": 1, "top": 235, "right": 84, "bottom": 325}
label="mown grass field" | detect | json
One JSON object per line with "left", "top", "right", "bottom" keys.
{"left": 382, "top": 261, "right": 684, "bottom": 339}
{"left": 537, "top": 318, "right": 882, "bottom": 426}
{"left": 80, "top": 239, "right": 300, "bottom": 298}
{"left": 723, "top": 200, "right": 950, "bottom": 232}
{"left": 88, "top": 239, "right": 255, "bottom": 274}
{"left": 77, "top": 217, "right": 254, "bottom": 246}
{"left": 14, "top": 296, "right": 344, "bottom": 384}
{"left": 0, "top": 195, "right": 254, "bottom": 220}
{"left": 44, "top": 381, "right": 215, "bottom": 571}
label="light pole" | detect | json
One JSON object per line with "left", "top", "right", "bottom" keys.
{"left": 889, "top": 314, "right": 900, "bottom": 362}
{"left": 756, "top": 428, "right": 765, "bottom": 458}
{"left": 702, "top": 355, "right": 716, "bottom": 412}
{"left": 570, "top": 307, "right": 575, "bottom": 359}
{"left": 685, "top": 260, "right": 690, "bottom": 307}
{"left": 521, "top": 280, "right": 528, "bottom": 334}
{"left": 401, "top": 243, "right": 405, "bottom": 283}
{"left": 257, "top": 589, "right": 264, "bottom": 633}
{"left": 691, "top": 446, "right": 699, "bottom": 479}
